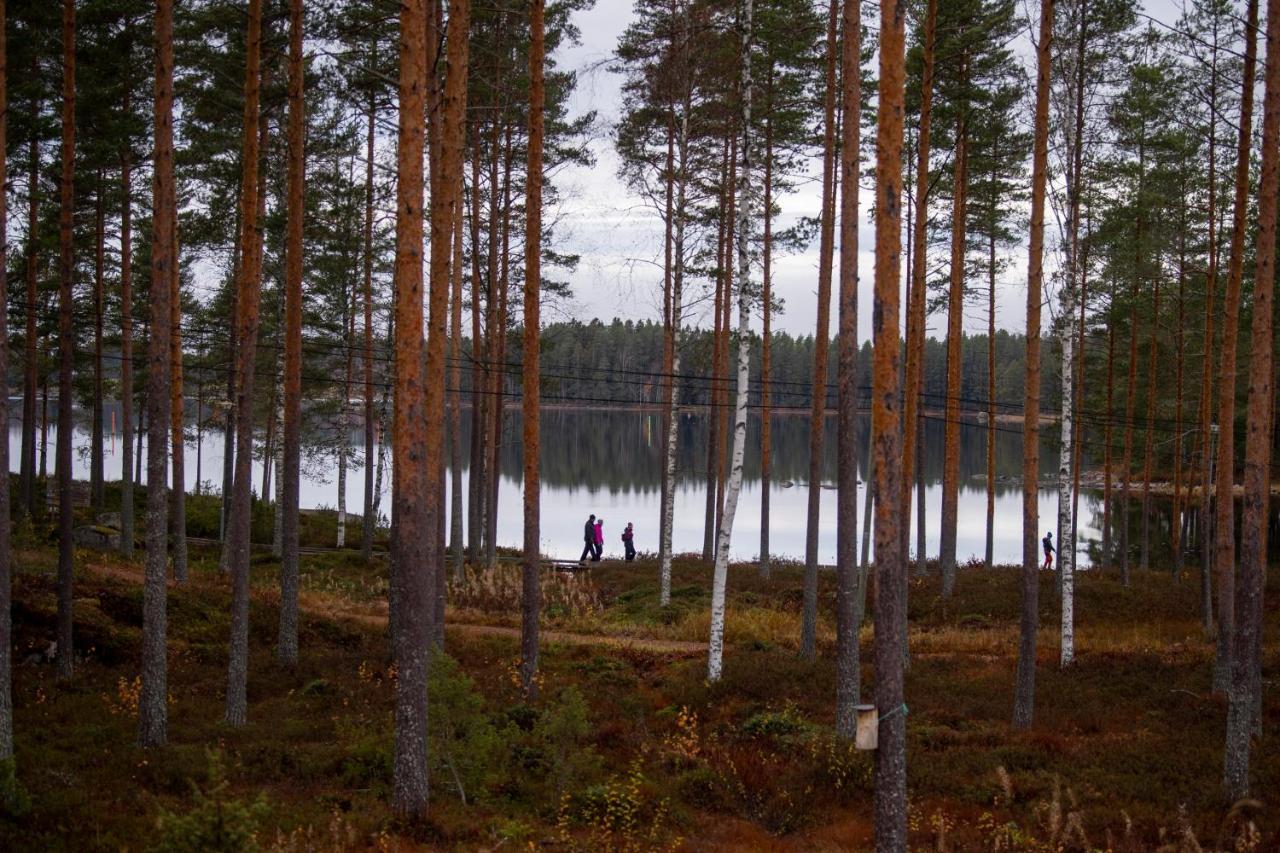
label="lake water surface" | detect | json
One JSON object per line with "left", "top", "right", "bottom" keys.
{"left": 11, "top": 403, "right": 1128, "bottom": 567}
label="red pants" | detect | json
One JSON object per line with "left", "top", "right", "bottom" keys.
{"left": 1042, "top": 552, "right": 1053, "bottom": 570}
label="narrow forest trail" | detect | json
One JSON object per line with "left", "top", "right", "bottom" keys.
{"left": 81, "top": 553, "right": 708, "bottom": 656}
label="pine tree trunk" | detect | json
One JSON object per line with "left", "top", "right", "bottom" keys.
{"left": 1140, "top": 277, "right": 1162, "bottom": 570}
{"left": 1102, "top": 321, "right": 1114, "bottom": 566}
{"left": 19, "top": 83, "right": 37, "bottom": 519}
{"left": 449, "top": 171, "right": 466, "bottom": 581}
{"left": 800, "top": 0, "right": 839, "bottom": 661}
{"left": 871, "top": 0, "right": 906, "bottom": 839}
{"left": 1120, "top": 145, "right": 1144, "bottom": 586}
{"left": 1213, "top": 0, "right": 1258, "bottom": 693}
{"left": 834, "top": 0, "right": 862, "bottom": 739}
{"left": 1014, "top": 0, "right": 1054, "bottom": 732}
{"left": 391, "top": 0, "right": 432, "bottom": 814}
{"left": 985, "top": 219, "right": 996, "bottom": 571}
{"left": 170, "top": 229, "right": 188, "bottom": 582}
{"left": 220, "top": 201, "right": 241, "bottom": 556}
{"left": 263, "top": 376, "right": 277, "bottom": 503}
{"left": 272, "top": 373, "right": 283, "bottom": 557}
{"left": 54, "top": 0, "right": 76, "bottom": 683}
{"left": 361, "top": 87, "right": 376, "bottom": 560}
{"left": 467, "top": 150, "right": 484, "bottom": 563}
{"left": 901, "top": 0, "right": 936, "bottom": 569}
{"left": 703, "top": 144, "right": 726, "bottom": 563}
{"left": 707, "top": 0, "right": 753, "bottom": 684}
{"left": 279, "top": 0, "right": 304, "bottom": 666}
{"left": 1171, "top": 175, "right": 1188, "bottom": 572}
{"left": 0, "top": 0, "right": 13, "bottom": 760}
{"left": 338, "top": 309, "right": 351, "bottom": 549}
{"left": 521, "top": 0, "right": 544, "bottom": 696}
{"left": 486, "top": 133, "right": 513, "bottom": 570}
{"left": 1198, "top": 20, "right": 1222, "bottom": 637}
{"left": 120, "top": 131, "right": 135, "bottom": 558}
{"left": 225, "top": 0, "right": 265, "bottom": 728}
{"left": 1223, "top": 0, "right": 1278, "bottom": 798}
{"left": 759, "top": 107, "right": 773, "bottom": 579}
{"left": 939, "top": 111, "right": 967, "bottom": 599}
{"left": 91, "top": 177, "right": 105, "bottom": 512}
{"left": 139, "top": 0, "right": 175, "bottom": 748}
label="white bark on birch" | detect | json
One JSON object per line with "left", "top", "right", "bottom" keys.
{"left": 1058, "top": 285, "right": 1075, "bottom": 666}
{"left": 659, "top": 111, "right": 689, "bottom": 609}
{"left": 708, "top": 0, "right": 752, "bottom": 683}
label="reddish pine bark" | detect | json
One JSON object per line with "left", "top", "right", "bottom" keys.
{"left": 391, "top": 0, "right": 432, "bottom": 814}
{"left": 225, "top": 0, "right": 265, "bottom": 727}
{"left": 939, "top": 111, "right": 967, "bottom": 598}
{"left": 1223, "top": 0, "right": 1279, "bottom": 799}
{"left": 801, "top": 0, "right": 839, "bottom": 661}
{"left": 901, "top": 0, "right": 936, "bottom": 568}
{"left": 871, "top": 0, "right": 906, "bottom": 841}
{"left": 1213, "top": 0, "right": 1258, "bottom": 692}
{"left": 1014, "top": 0, "right": 1054, "bottom": 732}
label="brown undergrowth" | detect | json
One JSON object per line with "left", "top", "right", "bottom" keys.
{"left": 0, "top": 530, "right": 1275, "bottom": 850}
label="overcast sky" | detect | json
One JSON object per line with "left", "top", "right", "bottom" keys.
{"left": 548, "top": 0, "right": 1189, "bottom": 341}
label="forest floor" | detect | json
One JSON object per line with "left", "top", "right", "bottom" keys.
{"left": 0, "top": 508, "right": 1276, "bottom": 851}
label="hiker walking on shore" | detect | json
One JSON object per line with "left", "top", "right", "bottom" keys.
{"left": 593, "top": 518, "right": 605, "bottom": 561}
{"left": 622, "top": 522, "right": 636, "bottom": 561}
{"left": 1042, "top": 531, "right": 1055, "bottom": 571}
{"left": 580, "top": 514, "right": 596, "bottom": 563}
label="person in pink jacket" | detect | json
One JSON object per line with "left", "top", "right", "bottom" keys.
{"left": 592, "top": 518, "right": 604, "bottom": 561}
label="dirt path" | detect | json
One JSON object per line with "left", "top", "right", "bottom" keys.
{"left": 83, "top": 556, "right": 707, "bottom": 656}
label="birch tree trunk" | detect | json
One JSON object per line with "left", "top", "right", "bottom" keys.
{"left": 1058, "top": 266, "right": 1075, "bottom": 664}
{"left": 1223, "top": 0, "right": 1278, "bottom": 799}
{"left": 1014, "top": 0, "right": 1054, "bottom": 732}
{"left": 659, "top": 108, "right": 689, "bottom": 608}
{"left": 139, "top": 0, "right": 175, "bottom": 748}
{"left": 708, "top": 0, "right": 752, "bottom": 684}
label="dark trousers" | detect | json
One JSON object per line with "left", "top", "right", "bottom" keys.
{"left": 591, "top": 542, "right": 602, "bottom": 561}
{"left": 624, "top": 540, "right": 636, "bottom": 561}
{"left": 580, "top": 541, "right": 594, "bottom": 562}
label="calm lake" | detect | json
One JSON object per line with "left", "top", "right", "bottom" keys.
{"left": 11, "top": 403, "right": 1129, "bottom": 567}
